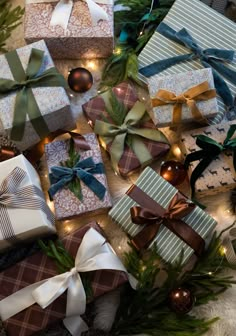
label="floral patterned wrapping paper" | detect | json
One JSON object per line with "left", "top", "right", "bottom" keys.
{"left": 0, "top": 221, "right": 128, "bottom": 336}
{"left": 147, "top": 68, "right": 218, "bottom": 127}
{"left": 24, "top": 1, "right": 114, "bottom": 59}
{"left": 180, "top": 121, "right": 236, "bottom": 198}
{"left": 45, "top": 133, "right": 112, "bottom": 220}
{"left": 82, "top": 82, "right": 170, "bottom": 176}
{"left": 0, "top": 40, "right": 75, "bottom": 151}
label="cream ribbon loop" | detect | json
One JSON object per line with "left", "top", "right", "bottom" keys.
{"left": 26, "top": 0, "right": 112, "bottom": 30}
{"left": 0, "top": 228, "right": 137, "bottom": 336}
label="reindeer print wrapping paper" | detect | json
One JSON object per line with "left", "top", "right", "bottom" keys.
{"left": 180, "top": 121, "right": 236, "bottom": 198}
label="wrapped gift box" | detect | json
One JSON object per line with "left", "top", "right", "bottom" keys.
{"left": 45, "top": 133, "right": 112, "bottom": 220}
{"left": 0, "top": 154, "right": 55, "bottom": 251}
{"left": 138, "top": 0, "right": 236, "bottom": 124}
{"left": 180, "top": 121, "right": 236, "bottom": 197}
{"left": 109, "top": 166, "right": 217, "bottom": 264}
{"left": 0, "top": 40, "right": 74, "bottom": 151}
{"left": 24, "top": 1, "right": 114, "bottom": 59}
{"left": 0, "top": 221, "right": 128, "bottom": 336}
{"left": 148, "top": 68, "right": 218, "bottom": 127}
{"left": 82, "top": 82, "right": 170, "bottom": 176}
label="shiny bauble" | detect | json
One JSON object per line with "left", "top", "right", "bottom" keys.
{"left": 68, "top": 67, "right": 93, "bottom": 93}
{"left": 160, "top": 160, "right": 187, "bottom": 186}
{"left": 168, "top": 287, "right": 195, "bottom": 314}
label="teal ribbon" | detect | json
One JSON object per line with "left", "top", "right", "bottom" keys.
{"left": 184, "top": 124, "right": 236, "bottom": 195}
{"left": 0, "top": 48, "right": 67, "bottom": 141}
{"left": 139, "top": 22, "right": 236, "bottom": 109}
{"left": 49, "top": 157, "right": 106, "bottom": 200}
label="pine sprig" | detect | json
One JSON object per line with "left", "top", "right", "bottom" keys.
{"left": 111, "top": 224, "right": 236, "bottom": 335}
{"left": 105, "top": 90, "right": 127, "bottom": 126}
{"left": 60, "top": 138, "right": 82, "bottom": 200}
{"left": 0, "top": 0, "right": 24, "bottom": 52}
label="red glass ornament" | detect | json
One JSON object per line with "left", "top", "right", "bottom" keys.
{"left": 160, "top": 160, "right": 187, "bottom": 186}
{"left": 169, "top": 287, "right": 195, "bottom": 314}
{"left": 68, "top": 67, "right": 93, "bottom": 93}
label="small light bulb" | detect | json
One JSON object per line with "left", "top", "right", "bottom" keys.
{"left": 114, "top": 47, "right": 122, "bottom": 55}
{"left": 208, "top": 272, "right": 213, "bottom": 275}
{"left": 139, "top": 31, "right": 143, "bottom": 36}
{"left": 87, "top": 61, "right": 96, "bottom": 70}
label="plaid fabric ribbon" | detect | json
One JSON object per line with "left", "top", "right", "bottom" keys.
{"left": 0, "top": 167, "right": 55, "bottom": 241}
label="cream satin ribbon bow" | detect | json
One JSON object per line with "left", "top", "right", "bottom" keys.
{"left": 0, "top": 228, "right": 137, "bottom": 336}
{"left": 26, "top": 0, "right": 113, "bottom": 30}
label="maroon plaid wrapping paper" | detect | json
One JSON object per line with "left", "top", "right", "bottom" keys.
{"left": 82, "top": 82, "right": 170, "bottom": 176}
{"left": 0, "top": 222, "right": 127, "bottom": 336}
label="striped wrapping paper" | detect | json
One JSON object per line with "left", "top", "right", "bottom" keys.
{"left": 109, "top": 167, "right": 217, "bottom": 264}
{"left": 138, "top": 0, "right": 236, "bottom": 125}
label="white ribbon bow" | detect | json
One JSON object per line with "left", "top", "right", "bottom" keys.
{"left": 26, "top": 0, "right": 113, "bottom": 30}
{"left": 0, "top": 228, "right": 136, "bottom": 336}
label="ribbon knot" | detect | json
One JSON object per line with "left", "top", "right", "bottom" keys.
{"left": 184, "top": 124, "right": 236, "bottom": 195}
{"left": 152, "top": 81, "right": 216, "bottom": 124}
{"left": 70, "top": 267, "right": 78, "bottom": 277}
{"left": 140, "top": 22, "right": 236, "bottom": 109}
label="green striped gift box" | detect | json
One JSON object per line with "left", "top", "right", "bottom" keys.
{"left": 138, "top": 0, "right": 236, "bottom": 125}
{"left": 109, "top": 167, "right": 217, "bottom": 264}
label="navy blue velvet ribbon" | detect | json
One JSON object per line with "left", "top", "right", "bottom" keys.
{"left": 48, "top": 157, "right": 106, "bottom": 200}
{"left": 139, "top": 22, "right": 236, "bottom": 108}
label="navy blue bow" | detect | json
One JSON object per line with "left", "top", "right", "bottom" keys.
{"left": 139, "top": 22, "right": 236, "bottom": 108}
{"left": 48, "top": 157, "right": 106, "bottom": 200}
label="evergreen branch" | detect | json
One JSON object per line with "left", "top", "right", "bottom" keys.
{"left": 105, "top": 90, "right": 127, "bottom": 125}
{"left": 101, "top": 0, "right": 175, "bottom": 88}
{"left": 0, "top": 0, "right": 24, "bottom": 52}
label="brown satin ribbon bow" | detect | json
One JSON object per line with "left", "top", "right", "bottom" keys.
{"left": 151, "top": 81, "right": 216, "bottom": 124}
{"left": 130, "top": 189, "right": 205, "bottom": 256}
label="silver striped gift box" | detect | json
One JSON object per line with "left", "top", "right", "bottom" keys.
{"left": 138, "top": 0, "right": 236, "bottom": 125}
{"left": 109, "top": 167, "right": 217, "bottom": 264}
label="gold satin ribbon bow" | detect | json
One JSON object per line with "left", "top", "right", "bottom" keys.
{"left": 151, "top": 81, "right": 216, "bottom": 124}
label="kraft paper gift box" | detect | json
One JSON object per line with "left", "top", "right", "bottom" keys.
{"left": 148, "top": 68, "right": 218, "bottom": 127}
{"left": 0, "top": 221, "right": 128, "bottom": 336}
{"left": 138, "top": 0, "right": 236, "bottom": 125}
{"left": 24, "top": 0, "right": 114, "bottom": 59}
{"left": 45, "top": 133, "right": 112, "bottom": 220}
{"left": 0, "top": 154, "right": 55, "bottom": 251}
{"left": 0, "top": 40, "right": 75, "bottom": 151}
{"left": 82, "top": 82, "right": 170, "bottom": 176}
{"left": 180, "top": 121, "right": 236, "bottom": 198}
{"left": 109, "top": 166, "right": 217, "bottom": 264}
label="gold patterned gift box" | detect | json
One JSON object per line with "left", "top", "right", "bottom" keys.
{"left": 45, "top": 133, "right": 112, "bottom": 220}
{"left": 0, "top": 40, "right": 74, "bottom": 151}
{"left": 148, "top": 68, "right": 218, "bottom": 127}
{"left": 0, "top": 154, "right": 56, "bottom": 251}
{"left": 24, "top": 0, "right": 114, "bottom": 59}
{"left": 180, "top": 121, "right": 236, "bottom": 198}
{"left": 109, "top": 166, "right": 217, "bottom": 264}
